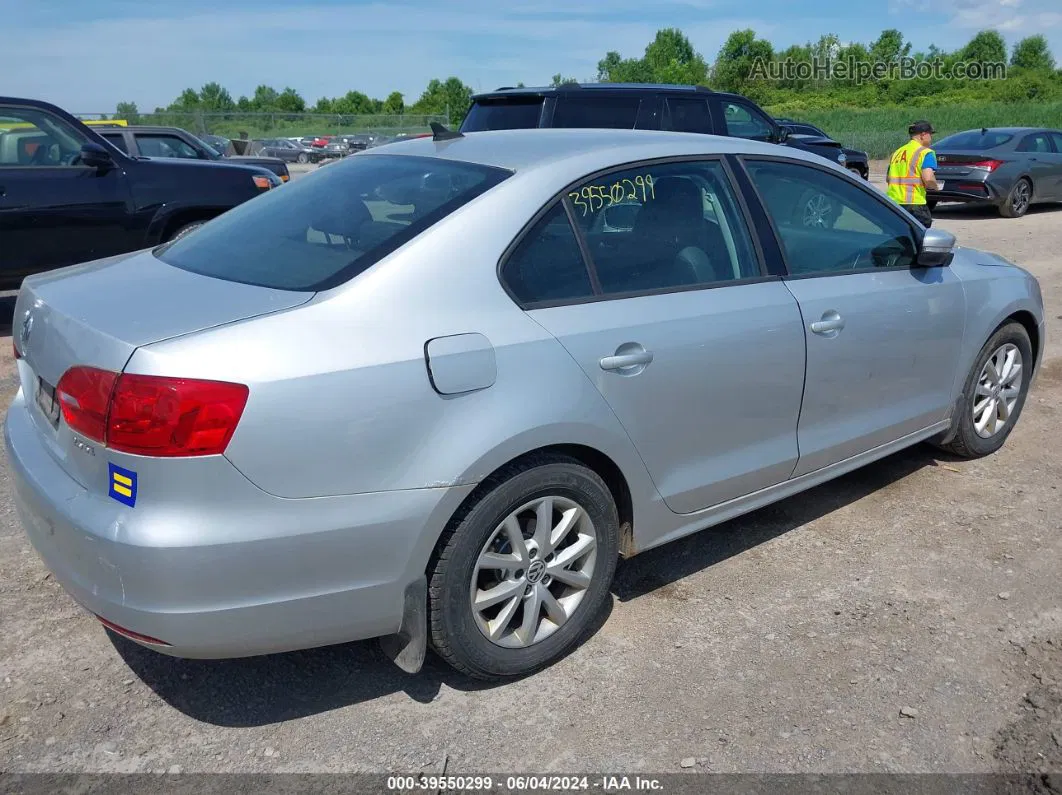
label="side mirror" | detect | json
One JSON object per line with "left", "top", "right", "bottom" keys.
{"left": 80, "top": 142, "right": 114, "bottom": 170}
{"left": 775, "top": 125, "right": 790, "bottom": 143}
{"left": 917, "top": 227, "right": 956, "bottom": 267}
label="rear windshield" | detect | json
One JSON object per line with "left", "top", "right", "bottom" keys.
{"left": 935, "top": 130, "right": 1013, "bottom": 149}
{"left": 155, "top": 154, "right": 510, "bottom": 291}
{"left": 461, "top": 97, "right": 545, "bottom": 131}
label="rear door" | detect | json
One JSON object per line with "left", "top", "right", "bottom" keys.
{"left": 738, "top": 157, "right": 966, "bottom": 477}
{"left": 0, "top": 102, "right": 136, "bottom": 285}
{"left": 501, "top": 156, "right": 807, "bottom": 514}
{"left": 1043, "top": 132, "right": 1062, "bottom": 199}
{"left": 661, "top": 97, "right": 714, "bottom": 135}
{"left": 1015, "top": 131, "right": 1060, "bottom": 200}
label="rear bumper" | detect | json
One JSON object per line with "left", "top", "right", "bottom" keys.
{"left": 927, "top": 178, "right": 1000, "bottom": 205}
{"left": 5, "top": 392, "right": 472, "bottom": 659}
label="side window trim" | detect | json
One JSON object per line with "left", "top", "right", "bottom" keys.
{"left": 496, "top": 154, "right": 778, "bottom": 311}
{"left": 732, "top": 154, "right": 924, "bottom": 280}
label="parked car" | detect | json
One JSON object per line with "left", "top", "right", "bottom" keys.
{"left": 460, "top": 84, "right": 849, "bottom": 171}
{"left": 320, "top": 137, "right": 351, "bottom": 158}
{"left": 252, "top": 137, "right": 321, "bottom": 164}
{"left": 7, "top": 128, "right": 1044, "bottom": 681}
{"left": 200, "top": 133, "right": 231, "bottom": 153}
{"left": 774, "top": 117, "right": 870, "bottom": 180}
{"left": 0, "top": 97, "right": 281, "bottom": 290}
{"left": 460, "top": 84, "right": 854, "bottom": 228}
{"left": 927, "top": 127, "right": 1062, "bottom": 218}
{"left": 95, "top": 125, "right": 290, "bottom": 183}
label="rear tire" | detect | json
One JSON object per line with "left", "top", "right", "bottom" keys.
{"left": 933, "top": 322, "right": 1032, "bottom": 459}
{"left": 297, "top": 153, "right": 309, "bottom": 164}
{"left": 166, "top": 221, "right": 206, "bottom": 242}
{"left": 999, "top": 178, "right": 1032, "bottom": 218}
{"left": 427, "top": 455, "right": 619, "bottom": 680}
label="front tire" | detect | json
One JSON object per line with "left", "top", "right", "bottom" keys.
{"left": 428, "top": 455, "right": 619, "bottom": 680}
{"left": 297, "top": 153, "right": 309, "bottom": 164}
{"left": 934, "top": 322, "right": 1033, "bottom": 458}
{"left": 999, "top": 178, "right": 1032, "bottom": 218}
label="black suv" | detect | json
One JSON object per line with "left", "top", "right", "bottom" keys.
{"left": 775, "top": 117, "right": 869, "bottom": 180}
{"left": 94, "top": 125, "right": 291, "bottom": 182}
{"left": 460, "top": 83, "right": 849, "bottom": 170}
{"left": 0, "top": 97, "right": 281, "bottom": 290}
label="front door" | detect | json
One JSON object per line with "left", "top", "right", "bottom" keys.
{"left": 501, "top": 157, "right": 808, "bottom": 514}
{"left": 739, "top": 157, "right": 967, "bottom": 477}
{"left": 0, "top": 103, "right": 134, "bottom": 285}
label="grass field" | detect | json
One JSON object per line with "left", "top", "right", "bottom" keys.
{"left": 776, "top": 101, "right": 1062, "bottom": 157}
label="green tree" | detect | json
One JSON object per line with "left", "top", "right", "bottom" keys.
{"left": 1011, "top": 35, "right": 1055, "bottom": 72}
{"left": 311, "top": 97, "right": 334, "bottom": 114}
{"left": 252, "top": 85, "right": 280, "bottom": 111}
{"left": 412, "top": 77, "right": 474, "bottom": 121}
{"left": 274, "top": 87, "right": 306, "bottom": 113}
{"left": 199, "top": 82, "right": 235, "bottom": 111}
{"left": 551, "top": 73, "right": 578, "bottom": 86}
{"left": 869, "top": 29, "right": 911, "bottom": 63}
{"left": 333, "top": 90, "right": 375, "bottom": 115}
{"left": 643, "top": 27, "right": 709, "bottom": 84}
{"left": 382, "top": 91, "right": 405, "bottom": 114}
{"left": 171, "top": 88, "right": 201, "bottom": 110}
{"left": 597, "top": 50, "right": 653, "bottom": 82}
{"left": 713, "top": 29, "right": 775, "bottom": 97}
{"left": 114, "top": 101, "right": 140, "bottom": 124}
{"left": 961, "top": 30, "right": 1007, "bottom": 65}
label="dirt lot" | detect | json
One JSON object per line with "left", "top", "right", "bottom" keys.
{"left": 1, "top": 166, "right": 1060, "bottom": 783}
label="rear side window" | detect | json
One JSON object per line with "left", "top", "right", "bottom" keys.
{"left": 501, "top": 204, "right": 593, "bottom": 305}
{"left": 1017, "top": 132, "right": 1051, "bottom": 152}
{"left": 662, "top": 98, "right": 713, "bottom": 134}
{"left": 552, "top": 96, "right": 641, "bottom": 129}
{"left": 461, "top": 98, "right": 545, "bottom": 131}
{"left": 156, "top": 154, "right": 511, "bottom": 291}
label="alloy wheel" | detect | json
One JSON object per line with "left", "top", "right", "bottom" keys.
{"left": 470, "top": 496, "right": 597, "bottom": 649}
{"left": 973, "top": 342, "right": 1023, "bottom": 438}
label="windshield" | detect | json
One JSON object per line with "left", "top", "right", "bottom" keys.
{"left": 935, "top": 130, "right": 1014, "bottom": 149}
{"left": 155, "top": 154, "right": 511, "bottom": 291}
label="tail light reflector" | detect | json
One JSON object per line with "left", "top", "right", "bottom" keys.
{"left": 55, "top": 367, "right": 248, "bottom": 457}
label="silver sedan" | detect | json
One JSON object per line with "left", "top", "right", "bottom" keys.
{"left": 6, "top": 128, "right": 1046, "bottom": 680}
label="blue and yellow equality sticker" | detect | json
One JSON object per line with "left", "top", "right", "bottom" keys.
{"left": 108, "top": 463, "right": 138, "bottom": 507}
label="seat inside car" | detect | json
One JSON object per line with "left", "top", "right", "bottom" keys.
{"left": 598, "top": 176, "right": 729, "bottom": 292}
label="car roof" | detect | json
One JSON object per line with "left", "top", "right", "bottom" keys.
{"left": 470, "top": 82, "right": 744, "bottom": 101}
{"left": 361, "top": 127, "right": 831, "bottom": 173}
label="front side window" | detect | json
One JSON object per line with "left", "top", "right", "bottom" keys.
{"left": 156, "top": 154, "right": 511, "bottom": 291}
{"left": 743, "top": 159, "right": 918, "bottom": 276}
{"left": 721, "top": 101, "right": 774, "bottom": 141}
{"left": 1049, "top": 132, "right": 1062, "bottom": 152}
{"left": 0, "top": 105, "right": 86, "bottom": 166}
{"left": 135, "top": 134, "right": 200, "bottom": 159}
{"left": 565, "top": 160, "right": 761, "bottom": 295}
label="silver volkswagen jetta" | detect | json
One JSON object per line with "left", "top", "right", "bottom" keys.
{"left": 6, "top": 128, "right": 1045, "bottom": 680}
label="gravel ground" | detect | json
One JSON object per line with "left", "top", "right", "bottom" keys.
{"left": 0, "top": 165, "right": 1060, "bottom": 782}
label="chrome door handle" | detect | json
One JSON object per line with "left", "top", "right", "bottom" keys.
{"left": 810, "top": 311, "right": 845, "bottom": 335}
{"left": 600, "top": 350, "right": 653, "bottom": 370}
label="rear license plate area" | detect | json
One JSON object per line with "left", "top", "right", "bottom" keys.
{"left": 35, "top": 377, "right": 60, "bottom": 430}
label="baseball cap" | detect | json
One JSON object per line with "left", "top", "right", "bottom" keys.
{"left": 909, "top": 120, "right": 936, "bottom": 135}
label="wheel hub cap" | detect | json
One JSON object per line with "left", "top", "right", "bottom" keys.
{"left": 972, "top": 342, "right": 1023, "bottom": 439}
{"left": 526, "top": 560, "right": 546, "bottom": 584}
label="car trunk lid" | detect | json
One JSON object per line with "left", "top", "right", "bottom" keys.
{"left": 13, "top": 249, "right": 312, "bottom": 490}
{"left": 934, "top": 150, "right": 1005, "bottom": 179}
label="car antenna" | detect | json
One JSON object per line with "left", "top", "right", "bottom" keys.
{"left": 430, "top": 122, "right": 464, "bottom": 141}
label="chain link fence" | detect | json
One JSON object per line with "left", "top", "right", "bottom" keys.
{"left": 74, "top": 111, "right": 453, "bottom": 141}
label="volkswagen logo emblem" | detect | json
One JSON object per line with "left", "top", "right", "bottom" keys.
{"left": 526, "top": 559, "right": 547, "bottom": 584}
{"left": 19, "top": 312, "right": 34, "bottom": 350}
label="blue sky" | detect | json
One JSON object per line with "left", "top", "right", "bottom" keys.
{"left": 3, "top": 0, "right": 1060, "bottom": 112}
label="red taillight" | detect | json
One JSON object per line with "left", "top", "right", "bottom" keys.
{"left": 55, "top": 367, "right": 248, "bottom": 457}
{"left": 967, "top": 159, "right": 1005, "bottom": 171}
{"left": 56, "top": 366, "right": 118, "bottom": 442}
{"left": 106, "top": 374, "right": 249, "bottom": 457}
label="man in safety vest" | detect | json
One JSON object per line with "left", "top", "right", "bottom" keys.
{"left": 885, "top": 120, "right": 939, "bottom": 227}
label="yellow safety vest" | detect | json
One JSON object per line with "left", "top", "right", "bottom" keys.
{"left": 886, "top": 139, "right": 934, "bottom": 205}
